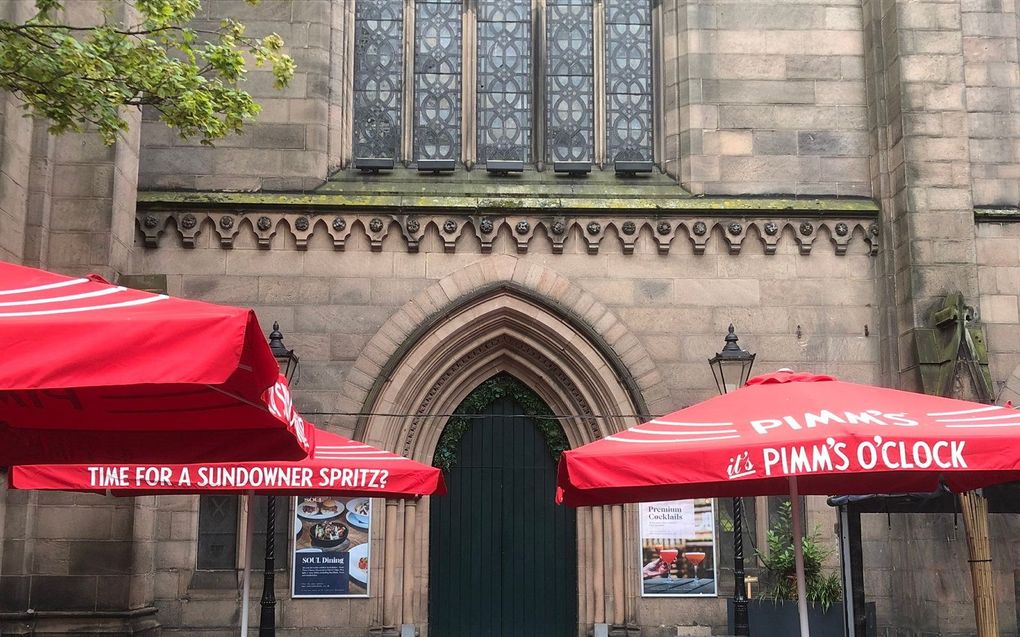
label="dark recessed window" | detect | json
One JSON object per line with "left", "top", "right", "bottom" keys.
{"left": 197, "top": 495, "right": 239, "bottom": 570}
{"left": 197, "top": 495, "right": 288, "bottom": 572}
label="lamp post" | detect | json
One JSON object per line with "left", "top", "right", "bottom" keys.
{"left": 708, "top": 324, "right": 755, "bottom": 637}
{"left": 260, "top": 321, "right": 300, "bottom": 637}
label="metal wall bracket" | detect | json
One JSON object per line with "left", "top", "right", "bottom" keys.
{"left": 554, "top": 161, "right": 592, "bottom": 176}
{"left": 417, "top": 159, "right": 456, "bottom": 173}
{"left": 355, "top": 158, "right": 396, "bottom": 172}
{"left": 485, "top": 160, "right": 524, "bottom": 174}
{"left": 614, "top": 160, "right": 653, "bottom": 175}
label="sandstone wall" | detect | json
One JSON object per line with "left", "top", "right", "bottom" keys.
{"left": 132, "top": 220, "right": 879, "bottom": 635}
{"left": 664, "top": 0, "right": 871, "bottom": 196}
{"left": 0, "top": 2, "right": 35, "bottom": 263}
{"left": 964, "top": 2, "right": 1020, "bottom": 207}
{"left": 138, "top": 0, "right": 332, "bottom": 192}
{"left": 0, "top": 490, "right": 139, "bottom": 615}
{"left": 136, "top": 0, "right": 874, "bottom": 197}
{"left": 1, "top": 0, "right": 1019, "bottom": 634}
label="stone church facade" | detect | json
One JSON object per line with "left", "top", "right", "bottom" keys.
{"left": 2, "top": 0, "right": 1020, "bottom": 635}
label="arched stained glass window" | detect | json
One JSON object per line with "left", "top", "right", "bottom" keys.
{"left": 353, "top": 0, "right": 404, "bottom": 162}
{"left": 546, "top": 0, "right": 594, "bottom": 164}
{"left": 414, "top": 0, "right": 462, "bottom": 163}
{"left": 605, "top": 0, "right": 652, "bottom": 164}
{"left": 348, "top": 0, "right": 656, "bottom": 170}
{"left": 477, "top": 0, "right": 532, "bottom": 164}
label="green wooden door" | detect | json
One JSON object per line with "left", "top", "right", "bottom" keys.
{"left": 429, "top": 392, "right": 577, "bottom": 637}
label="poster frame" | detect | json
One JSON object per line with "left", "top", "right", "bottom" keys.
{"left": 290, "top": 495, "right": 372, "bottom": 599}
{"left": 638, "top": 498, "right": 719, "bottom": 598}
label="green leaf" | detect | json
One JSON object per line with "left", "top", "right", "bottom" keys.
{"left": 755, "top": 500, "right": 842, "bottom": 608}
{"left": 0, "top": 0, "right": 295, "bottom": 145}
{"left": 432, "top": 373, "right": 570, "bottom": 471}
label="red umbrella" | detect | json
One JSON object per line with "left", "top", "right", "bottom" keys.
{"left": 558, "top": 370, "right": 1020, "bottom": 505}
{"left": 9, "top": 427, "right": 447, "bottom": 498}
{"left": 8, "top": 425, "right": 446, "bottom": 634}
{"left": 0, "top": 261, "right": 312, "bottom": 465}
{"left": 557, "top": 370, "right": 1020, "bottom": 635}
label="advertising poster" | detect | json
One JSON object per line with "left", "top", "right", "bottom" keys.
{"left": 639, "top": 498, "right": 717, "bottom": 597}
{"left": 291, "top": 495, "right": 372, "bottom": 598}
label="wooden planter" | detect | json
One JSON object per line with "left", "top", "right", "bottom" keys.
{"left": 727, "top": 598, "right": 844, "bottom": 636}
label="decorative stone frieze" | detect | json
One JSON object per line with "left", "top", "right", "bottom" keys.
{"left": 401, "top": 215, "right": 424, "bottom": 252}
{"left": 366, "top": 217, "right": 388, "bottom": 250}
{"left": 254, "top": 215, "right": 277, "bottom": 248}
{"left": 440, "top": 218, "right": 470, "bottom": 252}
{"left": 471, "top": 217, "right": 496, "bottom": 252}
{"left": 512, "top": 220, "right": 536, "bottom": 253}
{"left": 136, "top": 212, "right": 880, "bottom": 256}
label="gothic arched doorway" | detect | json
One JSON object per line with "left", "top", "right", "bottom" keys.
{"left": 428, "top": 374, "right": 578, "bottom": 637}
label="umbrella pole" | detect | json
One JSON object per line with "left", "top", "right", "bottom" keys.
{"left": 241, "top": 492, "right": 255, "bottom": 636}
{"left": 959, "top": 490, "right": 998, "bottom": 637}
{"left": 789, "top": 477, "right": 810, "bottom": 637}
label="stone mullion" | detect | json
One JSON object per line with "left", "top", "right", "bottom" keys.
{"left": 534, "top": 0, "right": 547, "bottom": 169}
{"left": 400, "top": 499, "right": 417, "bottom": 626}
{"left": 339, "top": 0, "right": 358, "bottom": 167}
{"left": 462, "top": 0, "right": 478, "bottom": 167}
{"left": 591, "top": 505, "right": 607, "bottom": 624}
{"left": 576, "top": 506, "right": 593, "bottom": 628}
{"left": 649, "top": 0, "right": 661, "bottom": 168}
{"left": 671, "top": 0, "right": 687, "bottom": 184}
{"left": 401, "top": 0, "right": 416, "bottom": 163}
{"left": 593, "top": 0, "right": 606, "bottom": 167}
{"left": 610, "top": 504, "right": 625, "bottom": 627}
{"left": 382, "top": 499, "right": 401, "bottom": 629}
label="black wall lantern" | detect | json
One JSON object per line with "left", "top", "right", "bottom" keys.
{"left": 268, "top": 321, "right": 300, "bottom": 383}
{"left": 260, "top": 322, "right": 299, "bottom": 637}
{"left": 708, "top": 323, "right": 756, "bottom": 395}
{"left": 708, "top": 324, "right": 755, "bottom": 637}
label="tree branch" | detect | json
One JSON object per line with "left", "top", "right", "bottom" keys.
{"left": 0, "top": 22, "right": 177, "bottom": 37}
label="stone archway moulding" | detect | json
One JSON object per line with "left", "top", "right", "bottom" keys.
{"left": 342, "top": 255, "right": 668, "bottom": 457}
{"left": 339, "top": 256, "right": 667, "bottom": 636}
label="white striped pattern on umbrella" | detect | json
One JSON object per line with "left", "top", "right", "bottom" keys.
{"left": 606, "top": 418, "right": 741, "bottom": 444}
{"left": 314, "top": 444, "right": 410, "bottom": 461}
{"left": 0, "top": 276, "right": 167, "bottom": 317}
{"left": 929, "top": 405, "right": 1020, "bottom": 428}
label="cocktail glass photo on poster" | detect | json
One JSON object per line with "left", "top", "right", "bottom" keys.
{"left": 639, "top": 498, "right": 717, "bottom": 597}
{"left": 291, "top": 495, "right": 372, "bottom": 598}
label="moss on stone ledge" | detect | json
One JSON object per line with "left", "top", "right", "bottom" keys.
{"left": 137, "top": 190, "right": 880, "bottom": 216}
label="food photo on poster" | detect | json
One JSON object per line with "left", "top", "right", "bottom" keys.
{"left": 292, "top": 495, "right": 372, "bottom": 597}
{"left": 639, "top": 498, "right": 717, "bottom": 597}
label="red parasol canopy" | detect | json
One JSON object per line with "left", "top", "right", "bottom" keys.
{"left": 7, "top": 426, "right": 445, "bottom": 637}
{"left": 0, "top": 261, "right": 312, "bottom": 465}
{"left": 557, "top": 370, "right": 1020, "bottom": 506}
{"left": 8, "top": 427, "right": 446, "bottom": 498}
{"left": 557, "top": 369, "right": 1020, "bottom": 637}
